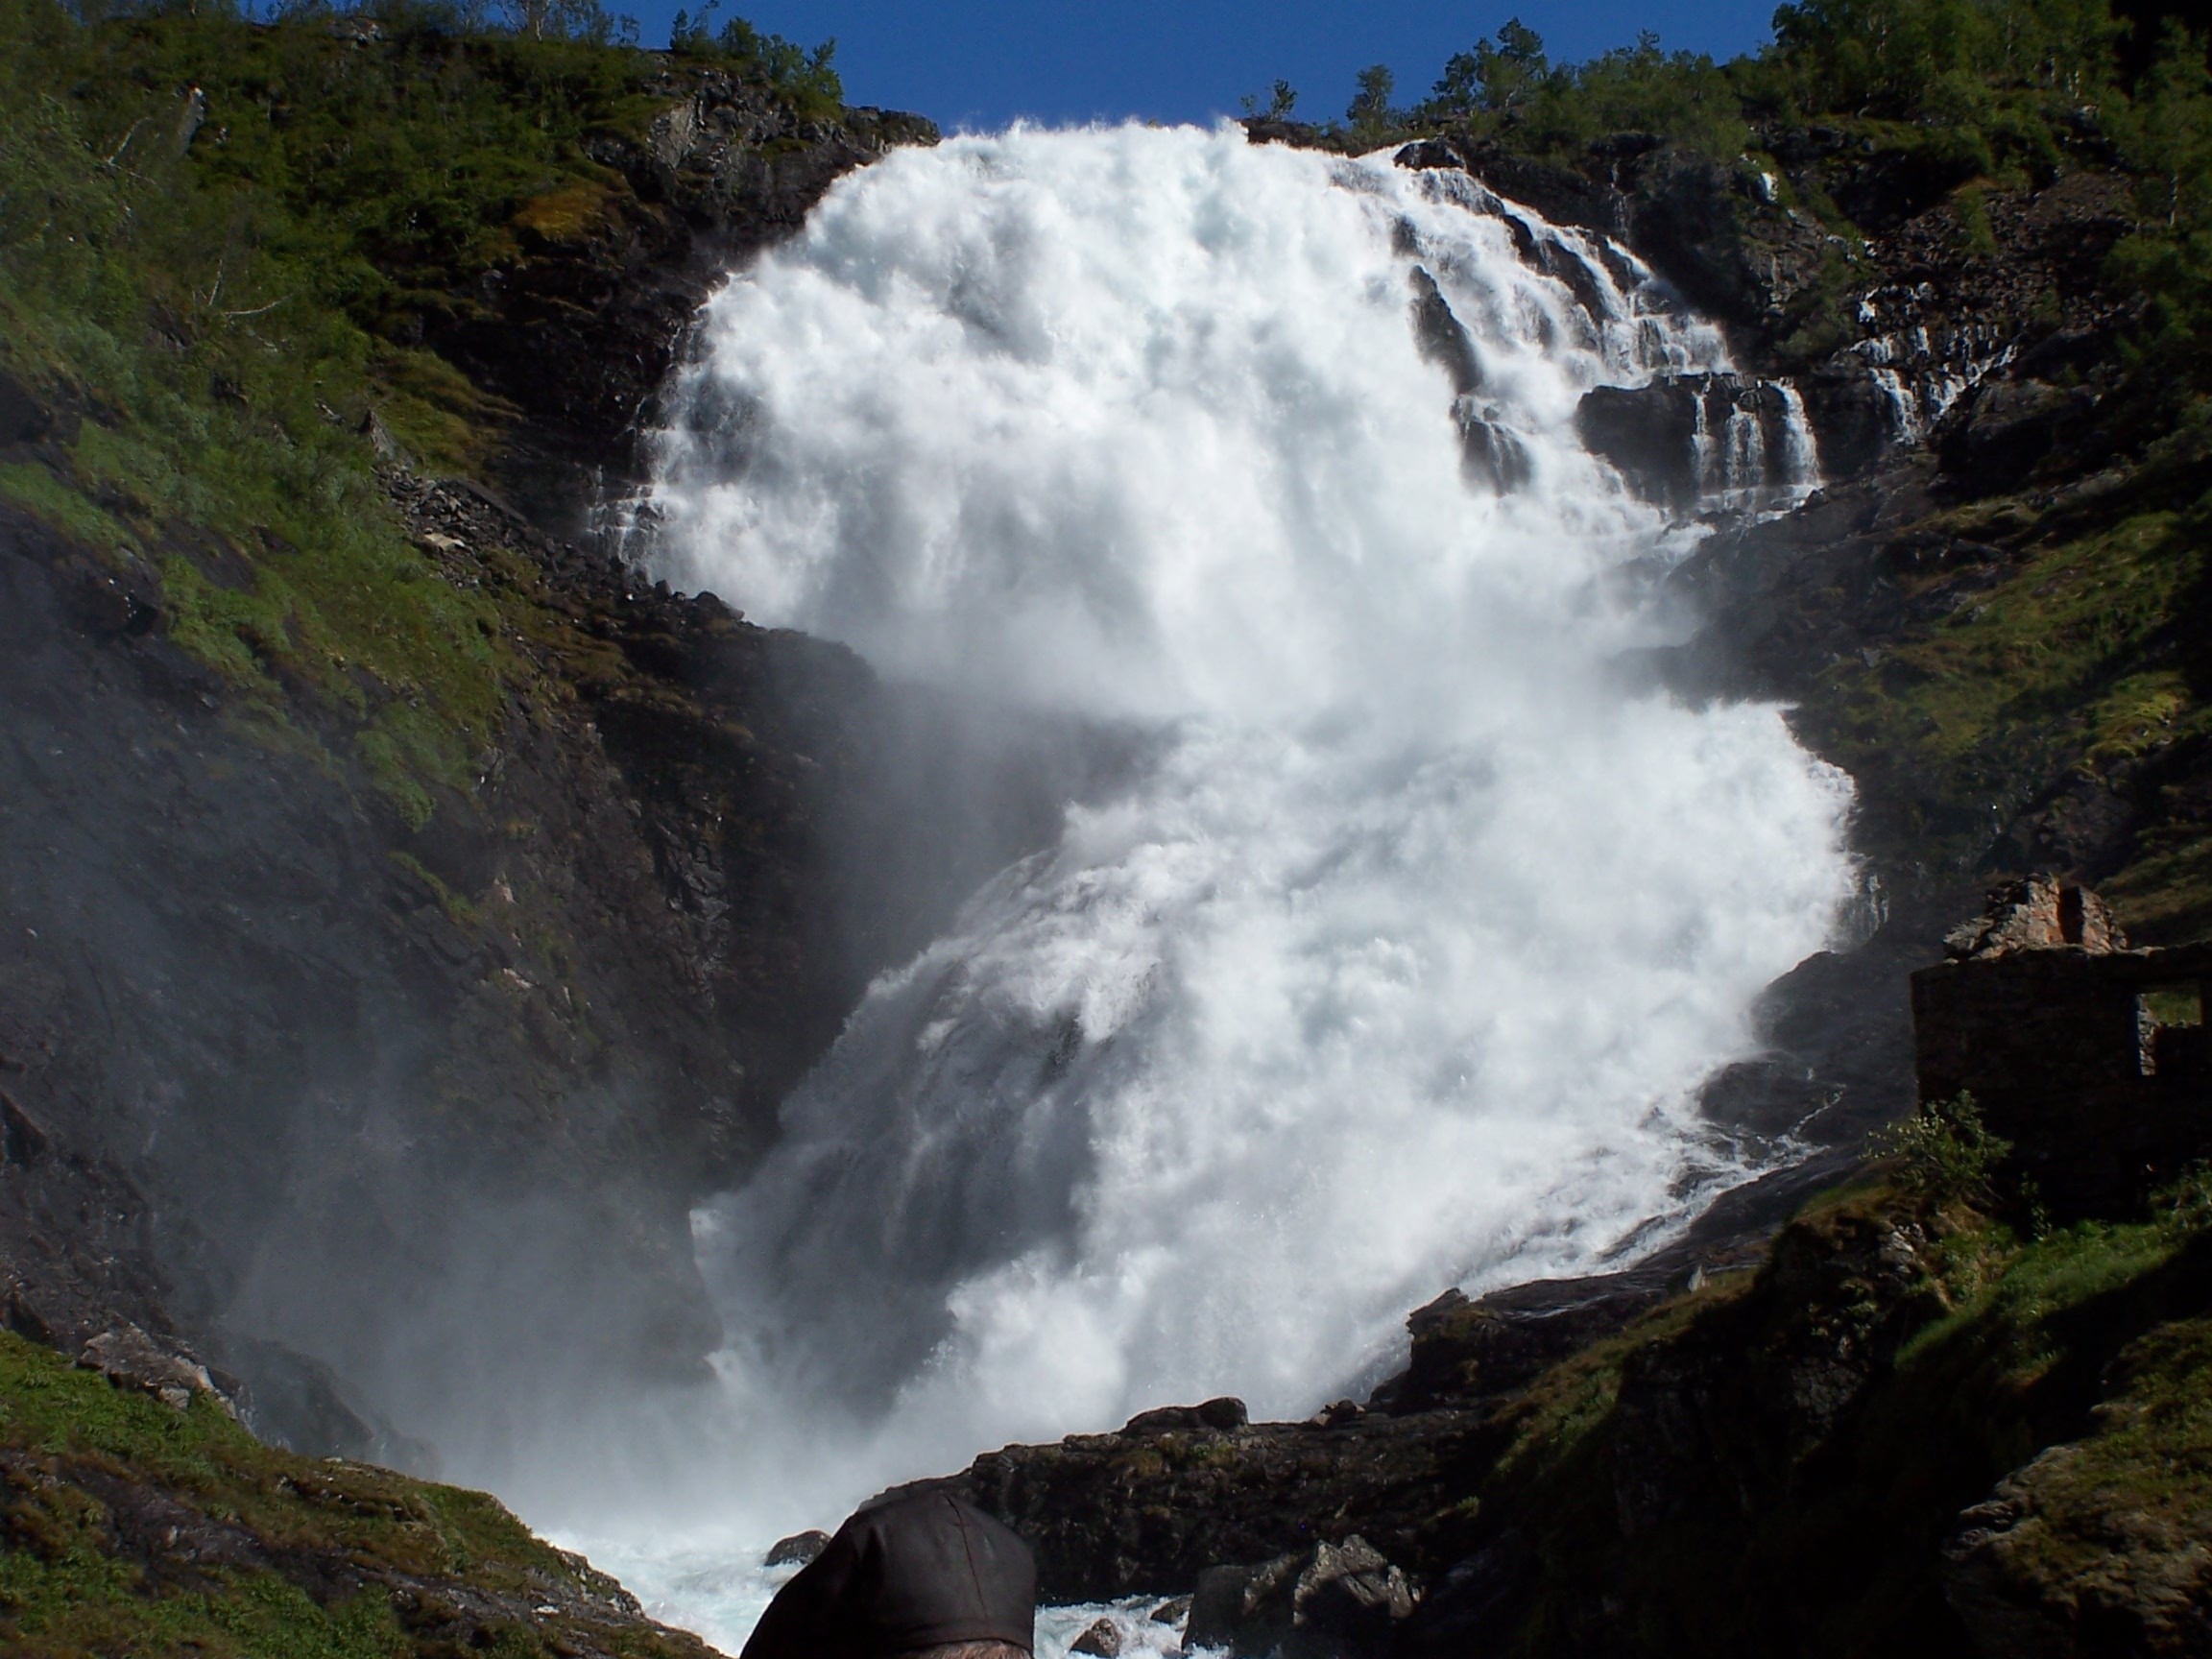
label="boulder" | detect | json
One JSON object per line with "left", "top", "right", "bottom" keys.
{"left": 764, "top": 1529, "right": 831, "bottom": 1569}
{"left": 1070, "top": 1616, "right": 1121, "bottom": 1656}
{"left": 1121, "top": 1396, "right": 1248, "bottom": 1434}
{"left": 1578, "top": 379, "right": 1703, "bottom": 507}
{"left": 78, "top": 1324, "right": 229, "bottom": 1414}
{"left": 1185, "top": 1537, "right": 1415, "bottom": 1659}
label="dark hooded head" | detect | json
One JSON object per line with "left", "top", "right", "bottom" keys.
{"left": 741, "top": 1491, "right": 1037, "bottom": 1659}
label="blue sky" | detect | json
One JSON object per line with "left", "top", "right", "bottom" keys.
{"left": 631, "top": 1, "right": 1787, "bottom": 131}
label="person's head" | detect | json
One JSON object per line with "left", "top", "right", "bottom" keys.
{"left": 740, "top": 1491, "right": 1037, "bottom": 1659}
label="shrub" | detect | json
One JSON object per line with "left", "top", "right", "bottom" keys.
{"left": 1872, "top": 1091, "right": 2014, "bottom": 1204}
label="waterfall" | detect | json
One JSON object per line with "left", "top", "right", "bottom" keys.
{"left": 1776, "top": 381, "right": 1821, "bottom": 485}
{"left": 1689, "top": 383, "right": 1719, "bottom": 493}
{"left": 1851, "top": 325, "right": 2017, "bottom": 448}
{"left": 1720, "top": 394, "right": 1767, "bottom": 501}
{"left": 630, "top": 124, "right": 1856, "bottom": 1548}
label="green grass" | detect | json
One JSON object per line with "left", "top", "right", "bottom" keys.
{"left": 1823, "top": 509, "right": 2201, "bottom": 768}
{"left": 1793, "top": 472, "right": 2212, "bottom": 933}
{"left": 1988, "top": 1313, "right": 2212, "bottom": 1582}
{"left": 1440, "top": 1166, "right": 2212, "bottom": 1654}
{"left": 0, "top": 11, "right": 521, "bottom": 824}
{"left": 0, "top": 1330, "right": 702, "bottom": 1656}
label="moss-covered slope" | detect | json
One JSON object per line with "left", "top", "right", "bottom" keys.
{"left": 0, "top": 1330, "right": 709, "bottom": 1657}
{"left": 926, "top": 1165, "right": 2212, "bottom": 1654}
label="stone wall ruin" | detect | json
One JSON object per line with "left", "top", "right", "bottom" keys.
{"left": 1911, "top": 876, "right": 2210, "bottom": 1215}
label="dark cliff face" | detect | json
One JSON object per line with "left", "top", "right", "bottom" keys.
{"left": 421, "top": 61, "right": 939, "bottom": 531}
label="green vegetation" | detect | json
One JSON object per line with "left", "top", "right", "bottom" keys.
{"left": 1459, "top": 1166, "right": 2212, "bottom": 1651}
{"left": 1870, "top": 1091, "right": 2014, "bottom": 1203}
{"left": 0, "top": 0, "right": 845, "bottom": 830}
{"left": 666, "top": 0, "right": 840, "bottom": 115}
{"left": 1306, "top": 2, "right": 2212, "bottom": 394}
{"left": 0, "top": 1330, "right": 701, "bottom": 1656}
{"left": 1799, "top": 435, "right": 2212, "bottom": 936}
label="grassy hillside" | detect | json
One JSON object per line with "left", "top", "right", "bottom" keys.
{"left": 1431, "top": 1158, "right": 2212, "bottom": 1653}
{"left": 0, "top": 0, "right": 851, "bottom": 829}
{"left": 0, "top": 1330, "right": 709, "bottom": 1656}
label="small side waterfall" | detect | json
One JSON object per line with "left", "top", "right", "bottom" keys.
{"left": 1579, "top": 371, "right": 1823, "bottom": 515}
{"left": 1850, "top": 315, "right": 2017, "bottom": 446}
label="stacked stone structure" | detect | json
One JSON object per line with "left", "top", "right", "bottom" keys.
{"left": 1911, "top": 876, "right": 2211, "bottom": 1214}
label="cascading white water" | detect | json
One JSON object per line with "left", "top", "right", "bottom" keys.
{"left": 612, "top": 124, "right": 1855, "bottom": 1637}
{"left": 1777, "top": 382, "right": 1821, "bottom": 483}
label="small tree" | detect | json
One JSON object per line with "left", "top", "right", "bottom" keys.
{"left": 667, "top": 0, "right": 841, "bottom": 108}
{"left": 1429, "top": 17, "right": 1550, "bottom": 118}
{"left": 499, "top": 0, "right": 634, "bottom": 42}
{"left": 1238, "top": 78, "right": 1298, "bottom": 119}
{"left": 1871, "top": 1092, "right": 2013, "bottom": 1206}
{"left": 1346, "top": 62, "right": 1399, "bottom": 136}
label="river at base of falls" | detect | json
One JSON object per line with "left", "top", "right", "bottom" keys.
{"left": 560, "top": 1528, "right": 1191, "bottom": 1659}
{"left": 541, "top": 119, "right": 1856, "bottom": 1653}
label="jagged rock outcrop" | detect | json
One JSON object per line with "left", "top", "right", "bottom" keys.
{"left": 425, "top": 62, "right": 938, "bottom": 525}
{"left": 1943, "top": 1321, "right": 2212, "bottom": 1657}
{"left": 1186, "top": 1536, "right": 1417, "bottom": 1659}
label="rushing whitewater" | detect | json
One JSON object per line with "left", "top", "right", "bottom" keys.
{"left": 632, "top": 123, "right": 1854, "bottom": 1547}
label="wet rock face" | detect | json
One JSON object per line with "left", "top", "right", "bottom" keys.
{"left": 890, "top": 1397, "right": 1489, "bottom": 1602}
{"left": 0, "top": 493, "right": 745, "bottom": 1427}
{"left": 1575, "top": 373, "right": 1810, "bottom": 511}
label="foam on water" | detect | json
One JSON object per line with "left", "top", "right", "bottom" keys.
{"left": 600, "top": 121, "right": 1855, "bottom": 1641}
